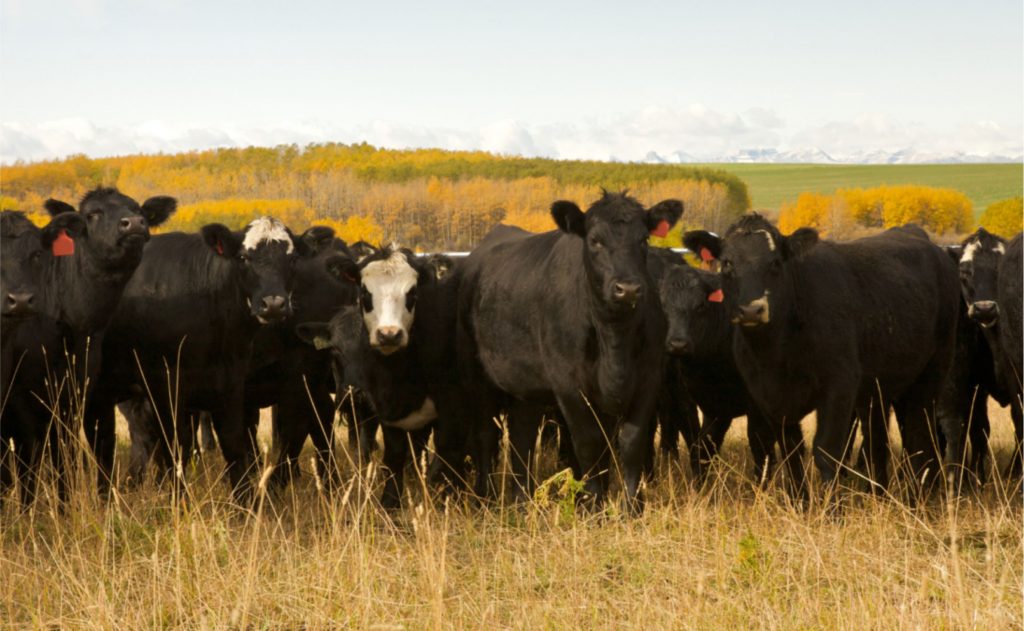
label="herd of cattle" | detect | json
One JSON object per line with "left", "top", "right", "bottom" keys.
{"left": 0, "top": 187, "right": 1021, "bottom": 514}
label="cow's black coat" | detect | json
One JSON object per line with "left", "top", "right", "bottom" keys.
{"left": 455, "top": 192, "right": 682, "bottom": 512}
{"left": 685, "top": 216, "right": 959, "bottom": 498}
{"left": 86, "top": 218, "right": 304, "bottom": 499}
{"left": 1, "top": 189, "right": 175, "bottom": 502}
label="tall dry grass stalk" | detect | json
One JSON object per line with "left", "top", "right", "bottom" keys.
{"left": 1, "top": 401, "right": 1021, "bottom": 629}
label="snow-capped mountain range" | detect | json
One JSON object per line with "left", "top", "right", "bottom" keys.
{"left": 641, "top": 148, "right": 1023, "bottom": 165}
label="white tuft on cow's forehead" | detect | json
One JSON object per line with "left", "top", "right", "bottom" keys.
{"left": 243, "top": 216, "right": 293, "bottom": 253}
{"left": 754, "top": 229, "right": 776, "bottom": 252}
{"left": 362, "top": 249, "right": 417, "bottom": 280}
{"left": 994, "top": 243, "right": 1006, "bottom": 255}
{"left": 961, "top": 240, "right": 981, "bottom": 263}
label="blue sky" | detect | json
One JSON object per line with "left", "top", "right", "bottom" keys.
{"left": 1, "top": 0, "right": 1021, "bottom": 162}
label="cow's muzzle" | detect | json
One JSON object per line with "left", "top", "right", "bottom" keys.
{"left": 611, "top": 281, "right": 643, "bottom": 309}
{"left": 254, "top": 295, "right": 291, "bottom": 324}
{"left": 968, "top": 300, "right": 1000, "bottom": 328}
{"left": 372, "top": 326, "right": 406, "bottom": 355}
{"left": 118, "top": 216, "right": 150, "bottom": 242}
{"left": 2, "top": 291, "right": 35, "bottom": 318}
{"left": 733, "top": 295, "right": 770, "bottom": 327}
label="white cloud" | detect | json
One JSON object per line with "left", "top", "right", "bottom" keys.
{"left": 1, "top": 106, "right": 1021, "bottom": 165}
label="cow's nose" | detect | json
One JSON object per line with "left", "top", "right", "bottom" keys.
{"left": 666, "top": 338, "right": 688, "bottom": 355}
{"left": 612, "top": 282, "right": 642, "bottom": 305}
{"left": 970, "top": 300, "right": 1000, "bottom": 326}
{"left": 375, "top": 327, "right": 405, "bottom": 349}
{"left": 4, "top": 291, "right": 34, "bottom": 316}
{"left": 738, "top": 303, "right": 766, "bottom": 325}
{"left": 258, "top": 295, "right": 288, "bottom": 320}
{"left": 119, "top": 216, "right": 148, "bottom": 236}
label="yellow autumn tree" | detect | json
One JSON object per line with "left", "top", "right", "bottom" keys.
{"left": 979, "top": 197, "right": 1023, "bottom": 238}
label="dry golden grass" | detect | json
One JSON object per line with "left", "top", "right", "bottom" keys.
{"left": 2, "top": 404, "right": 1022, "bottom": 629}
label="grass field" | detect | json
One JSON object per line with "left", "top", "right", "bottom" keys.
{"left": 693, "top": 163, "right": 1023, "bottom": 214}
{"left": 2, "top": 404, "right": 1021, "bottom": 628}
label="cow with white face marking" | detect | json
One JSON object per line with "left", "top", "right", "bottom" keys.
{"left": 685, "top": 215, "right": 960, "bottom": 500}
{"left": 951, "top": 228, "right": 1024, "bottom": 480}
{"left": 298, "top": 244, "right": 465, "bottom": 509}
{"left": 357, "top": 246, "right": 421, "bottom": 354}
{"left": 86, "top": 216, "right": 310, "bottom": 500}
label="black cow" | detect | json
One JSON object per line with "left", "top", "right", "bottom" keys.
{"left": 86, "top": 216, "right": 307, "bottom": 501}
{"left": 997, "top": 233, "right": 1023, "bottom": 479}
{"left": 658, "top": 256, "right": 791, "bottom": 483}
{"left": 298, "top": 245, "right": 463, "bottom": 508}
{"left": 2, "top": 189, "right": 175, "bottom": 503}
{"left": 685, "top": 216, "right": 959, "bottom": 500}
{"left": 952, "top": 229, "right": 1023, "bottom": 480}
{"left": 455, "top": 191, "right": 682, "bottom": 513}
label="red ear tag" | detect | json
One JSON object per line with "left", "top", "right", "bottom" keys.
{"left": 650, "top": 219, "right": 670, "bottom": 238}
{"left": 700, "top": 247, "right": 714, "bottom": 262}
{"left": 707, "top": 289, "right": 724, "bottom": 303}
{"left": 52, "top": 229, "right": 75, "bottom": 257}
{"left": 215, "top": 240, "right": 224, "bottom": 256}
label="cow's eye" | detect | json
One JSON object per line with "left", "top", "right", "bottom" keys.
{"left": 239, "top": 252, "right": 249, "bottom": 262}
{"left": 406, "top": 286, "right": 418, "bottom": 310}
{"left": 720, "top": 260, "right": 734, "bottom": 277}
{"left": 769, "top": 258, "right": 782, "bottom": 274}
{"left": 360, "top": 286, "right": 373, "bottom": 312}
{"left": 87, "top": 212, "right": 101, "bottom": 222}
{"left": 589, "top": 237, "right": 604, "bottom": 250}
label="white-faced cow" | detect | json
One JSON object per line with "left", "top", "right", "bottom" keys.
{"left": 952, "top": 228, "right": 1023, "bottom": 480}
{"left": 1, "top": 189, "right": 176, "bottom": 504}
{"left": 685, "top": 215, "right": 959, "bottom": 501}
{"left": 298, "top": 245, "right": 465, "bottom": 509}
{"left": 86, "top": 216, "right": 307, "bottom": 501}
{"left": 455, "top": 191, "right": 683, "bottom": 513}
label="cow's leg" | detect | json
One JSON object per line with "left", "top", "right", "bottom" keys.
{"left": 379, "top": 426, "right": 410, "bottom": 510}
{"left": 811, "top": 384, "right": 859, "bottom": 500}
{"left": 694, "top": 415, "right": 734, "bottom": 482}
{"left": 745, "top": 412, "right": 776, "bottom": 486}
{"left": 304, "top": 381, "right": 339, "bottom": 490}
{"left": 507, "top": 403, "right": 544, "bottom": 502}
{"left": 269, "top": 400, "right": 307, "bottom": 489}
{"left": 124, "top": 401, "right": 160, "bottom": 487}
{"left": 965, "top": 391, "right": 990, "bottom": 487}
{"left": 1005, "top": 398, "right": 1023, "bottom": 482}
{"left": 85, "top": 392, "right": 117, "bottom": 498}
{"left": 197, "top": 412, "right": 216, "bottom": 453}
{"left": 211, "top": 388, "right": 257, "bottom": 503}
{"left": 857, "top": 396, "right": 891, "bottom": 495}
{"left": 554, "top": 392, "right": 613, "bottom": 507}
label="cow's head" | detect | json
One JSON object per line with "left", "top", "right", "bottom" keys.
{"left": 658, "top": 262, "right": 724, "bottom": 357}
{"left": 552, "top": 191, "right": 682, "bottom": 313}
{"left": 201, "top": 216, "right": 307, "bottom": 324}
{"left": 324, "top": 244, "right": 425, "bottom": 355}
{"left": 685, "top": 214, "right": 818, "bottom": 329}
{"left": 1, "top": 211, "right": 88, "bottom": 320}
{"left": 956, "top": 228, "right": 1006, "bottom": 328}
{"left": 44, "top": 187, "right": 176, "bottom": 268}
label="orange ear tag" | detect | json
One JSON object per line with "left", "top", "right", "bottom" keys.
{"left": 707, "top": 289, "right": 724, "bottom": 303}
{"left": 52, "top": 230, "right": 75, "bottom": 257}
{"left": 650, "top": 219, "right": 670, "bottom": 238}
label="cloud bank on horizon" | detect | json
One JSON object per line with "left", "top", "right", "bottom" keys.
{"left": 2, "top": 109, "right": 1020, "bottom": 165}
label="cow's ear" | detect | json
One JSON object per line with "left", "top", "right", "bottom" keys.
{"left": 682, "top": 231, "right": 722, "bottom": 263}
{"left": 324, "top": 253, "right": 361, "bottom": 284}
{"left": 140, "top": 196, "right": 177, "bottom": 228}
{"left": 300, "top": 226, "right": 336, "bottom": 255}
{"left": 295, "top": 322, "right": 333, "bottom": 350}
{"left": 551, "top": 200, "right": 586, "bottom": 237}
{"left": 701, "top": 272, "right": 724, "bottom": 302}
{"left": 40, "top": 212, "right": 88, "bottom": 248}
{"left": 646, "top": 199, "right": 683, "bottom": 237}
{"left": 201, "top": 223, "right": 243, "bottom": 258}
{"left": 785, "top": 227, "right": 819, "bottom": 259}
{"left": 44, "top": 199, "right": 77, "bottom": 217}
